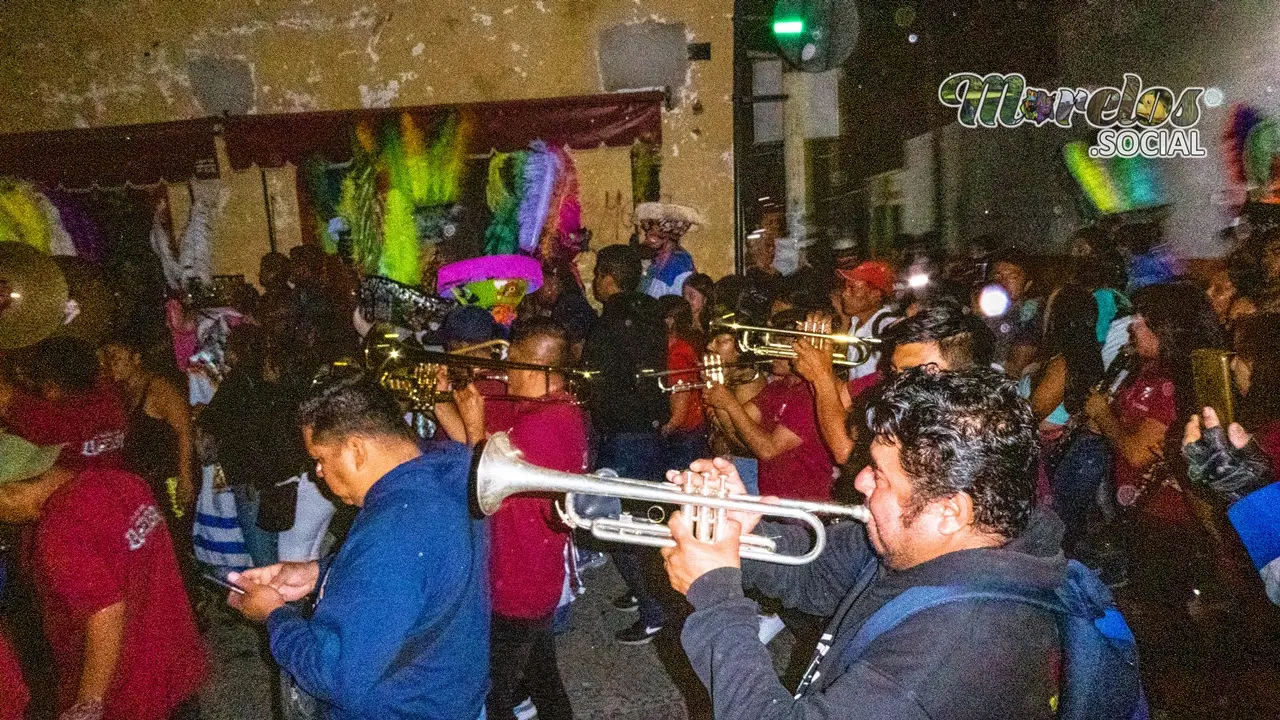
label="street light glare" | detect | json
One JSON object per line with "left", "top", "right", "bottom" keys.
{"left": 773, "top": 19, "right": 805, "bottom": 35}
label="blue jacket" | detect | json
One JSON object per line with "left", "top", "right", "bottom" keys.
{"left": 267, "top": 443, "right": 490, "bottom": 719}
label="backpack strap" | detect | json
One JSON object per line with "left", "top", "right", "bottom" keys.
{"left": 844, "top": 584, "right": 1065, "bottom": 661}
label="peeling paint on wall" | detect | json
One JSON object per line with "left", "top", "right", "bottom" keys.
{"left": 359, "top": 79, "right": 401, "bottom": 107}
{"left": 281, "top": 90, "right": 322, "bottom": 111}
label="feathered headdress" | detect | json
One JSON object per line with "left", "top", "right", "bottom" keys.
{"left": 517, "top": 141, "right": 561, "bottom": 254}
{"left": 1063, "top": 141, "right": 1164, "bottom": 216}
{"left": 483, "top": 151, "right": 527, "bottom": 256}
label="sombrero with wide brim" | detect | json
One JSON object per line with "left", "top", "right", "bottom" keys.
{"left": 634, "top": 203, "right": 705, "bottom": 229}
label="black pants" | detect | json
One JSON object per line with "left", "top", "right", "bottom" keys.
{"left": 487, "top": 614, "right": 573, "bottom": 720}
{"left": 598, "top": 431, "right": 668, "bottom": 627}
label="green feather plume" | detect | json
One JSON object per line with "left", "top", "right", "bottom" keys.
{"left": 483, "top": 151, "right": 527, "bottom": 255}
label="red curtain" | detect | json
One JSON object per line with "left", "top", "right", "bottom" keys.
{"left": 0, "top": 91, "right": 663, "bottom": 189}
{"left": 0, "top": 118, "right": 219, "bottom": 189}
{"left": 222, "top": 90, "right": 664, "bottom": 170}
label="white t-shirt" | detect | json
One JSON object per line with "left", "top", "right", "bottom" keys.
{"left": 848, "top": 306, "right": 899, "bottom": 379}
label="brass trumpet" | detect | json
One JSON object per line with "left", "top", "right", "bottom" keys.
{"left": 711, "top": 314, "right": 880, "bottom": 367}
{"left": 636, "top": 352, "right": 769, "bottom": 393}
{"left": 476, "top": 432, "right": 870, "bottom": 565}
{"left": 348, "top": 330, "right": 597, "bottom": 411}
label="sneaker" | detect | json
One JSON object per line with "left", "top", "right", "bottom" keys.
{"left": 615, "top": 619, "right": 662, "bottom": 645}
{"left": 611, "top": 593, "right": 640, "bottom": 612}
{"left": 513, "top": 697, "right": 537, "bottom": 720}
{"left": 757, "top": 613, "right": 786, "bottom": 644}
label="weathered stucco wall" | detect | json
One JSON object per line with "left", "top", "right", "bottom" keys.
{"left": 0, "top": 0, "right": 735, "bottom": 278}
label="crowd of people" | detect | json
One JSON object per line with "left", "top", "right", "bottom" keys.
{"left": 0, "top": 198, "right": 1277, "bottom": 719}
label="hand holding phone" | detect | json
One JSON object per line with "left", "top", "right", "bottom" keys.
{"left": 202, "top": 572, "right": 246, "bottom": 595}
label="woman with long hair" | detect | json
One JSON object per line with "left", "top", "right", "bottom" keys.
{"left": 99, "top": 334, "right": 195, "bottom": 517}
{"left": 1028, "top": 284, "right": 1106, "bottom": 555}
{"left": 1030, "top": 284, "right": 1105, "bottom": 427}
{"left": 1084, "top": 281, "right": 1225, "bottom": 600}
{"left": 1206, "top": 251, "right": 1263, "bottom": 333}
{"left": 682, "top": 272, "right": 714, "bottom": 333}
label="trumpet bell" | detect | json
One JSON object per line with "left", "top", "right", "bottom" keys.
{"left": 0, "top": 241, "right": 69, "bottom": 350}
{"left": 475, "top": 431, "right": 870, "bottom": 565}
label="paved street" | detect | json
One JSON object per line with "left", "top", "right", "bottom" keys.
{"left": 201, "top": 559, "right": 795, "bottom": 719}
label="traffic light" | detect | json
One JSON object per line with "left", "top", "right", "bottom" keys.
{"left": 771, "top": 0, "right": 860, "bottom": 73}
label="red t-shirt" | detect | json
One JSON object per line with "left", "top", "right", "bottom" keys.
{"left": 1253, "top": 420, "right": 1280, "bottom": 470}
{"left": 484, "top": 393, "right": 589, "bottom": 620}
{"left": 1111, "top": 367, "right": 1186, "bottom": 522}
{"left": 752, "top": 378, "right": 835, "bottom": 501}
{"left": 0, "top": 631, "right": 27, "bottom": 720}
{"left": 668, "top": 337, "right": 706, "bottom": 431}
{"left": 846, "top": 370, "right": 884, "bottom": 403}
{"left": 5, "top": 382, "right": 127, "bottom": 470}
{"left": 33, "top": 469, "right": 207, "bottom": 719}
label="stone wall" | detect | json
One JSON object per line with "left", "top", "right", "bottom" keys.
{"left": 0, "top": 0, "right": 735, "bottom": 278}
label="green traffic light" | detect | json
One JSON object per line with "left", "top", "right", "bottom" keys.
{"left": 773, "top": 19, "right": 805, "bottom": 35}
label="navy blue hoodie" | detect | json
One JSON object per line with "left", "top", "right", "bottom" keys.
{"left": 267, "top": 443, "right": 490, "bottom": 719}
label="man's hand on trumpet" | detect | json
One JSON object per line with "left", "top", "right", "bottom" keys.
{"left": 792, "top": 311, "right": 837, "bottom": 385}
{"left": 702, "top": 381, "right": 737, "bottom": 411}
{"left": 662, "top": 510, "right": 742, "bottom": 595}
{"left": 660, "top": 457, "right": 781, "bottom": 595}
{"left": 665, "top": 457, "right": 772, "bottom": 534}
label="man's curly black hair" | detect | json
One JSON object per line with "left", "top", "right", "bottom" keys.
{"left": 298, "top": 367, "right": 416, "bottom": 445}
{"left": 865, "top": 365, "right": 1038, "bottom": 538}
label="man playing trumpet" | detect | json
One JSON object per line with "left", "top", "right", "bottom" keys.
{"left": 702, "top": 309, "right": 836, "bottom": 503}
{"left": 661, "top": 367, "right": 1128, "bottom": 720}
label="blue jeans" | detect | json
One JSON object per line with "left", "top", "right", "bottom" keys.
{"left": 230, "top": 485, "right": 279, "bottom": 569}
{"left": 280, "top": 671, "right": 319, "bottom": 720}
{"left": 731, "top": 456, "right": 760, "bottom": 496}
{"left": 597, "top": 432, "right": 666, "bottom": 627}
{"left": 1051, "top": 431, "right": 1113, "bottom": 557}
{"left": 664, "top": 427, "right": 710, "bottom": 473}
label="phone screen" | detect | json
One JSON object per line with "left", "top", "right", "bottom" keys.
{"left": 1191, "top": 349, "right": 1235, "bottom": 426}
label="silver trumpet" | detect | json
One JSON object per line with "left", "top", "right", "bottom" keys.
{"left": 476, "top": 432, "right": 870, "bottom": 565}
{"left": 636, "top": 352, "right": 769, "bottom": 393}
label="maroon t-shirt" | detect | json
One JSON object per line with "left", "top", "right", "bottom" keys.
{"left": 33, "top": 469, "right": 207, "bottom": 719}
{"left": 752, "top": 378, "right": 835, "bottom": 500}
{"left": 1111, "top": 367, "right": 1187, "bottom": 522}
{"left": 1254, "top": 420, "right": 1280, "bottom": 470}
{"left": 0, "top": 631, "right": 26, "bottom": 720}
{"left": 6, "top": 382, "right": 127, "bottom": 470}
{"left": 846, "top": 370, "right": 884, "bottom": 403}
{"left": 484, "top": 393, "right": 589, "bottom": 620}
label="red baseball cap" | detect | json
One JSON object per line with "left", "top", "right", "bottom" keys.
{"left": 837, "top": 261, "right": 895, "bottom": 296}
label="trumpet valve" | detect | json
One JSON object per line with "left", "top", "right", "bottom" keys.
{"left": 713, "top": 475, "right": 728, "bottom": 542}
{"left": 680, "top": 473, "right": 695, "bottom": 526}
